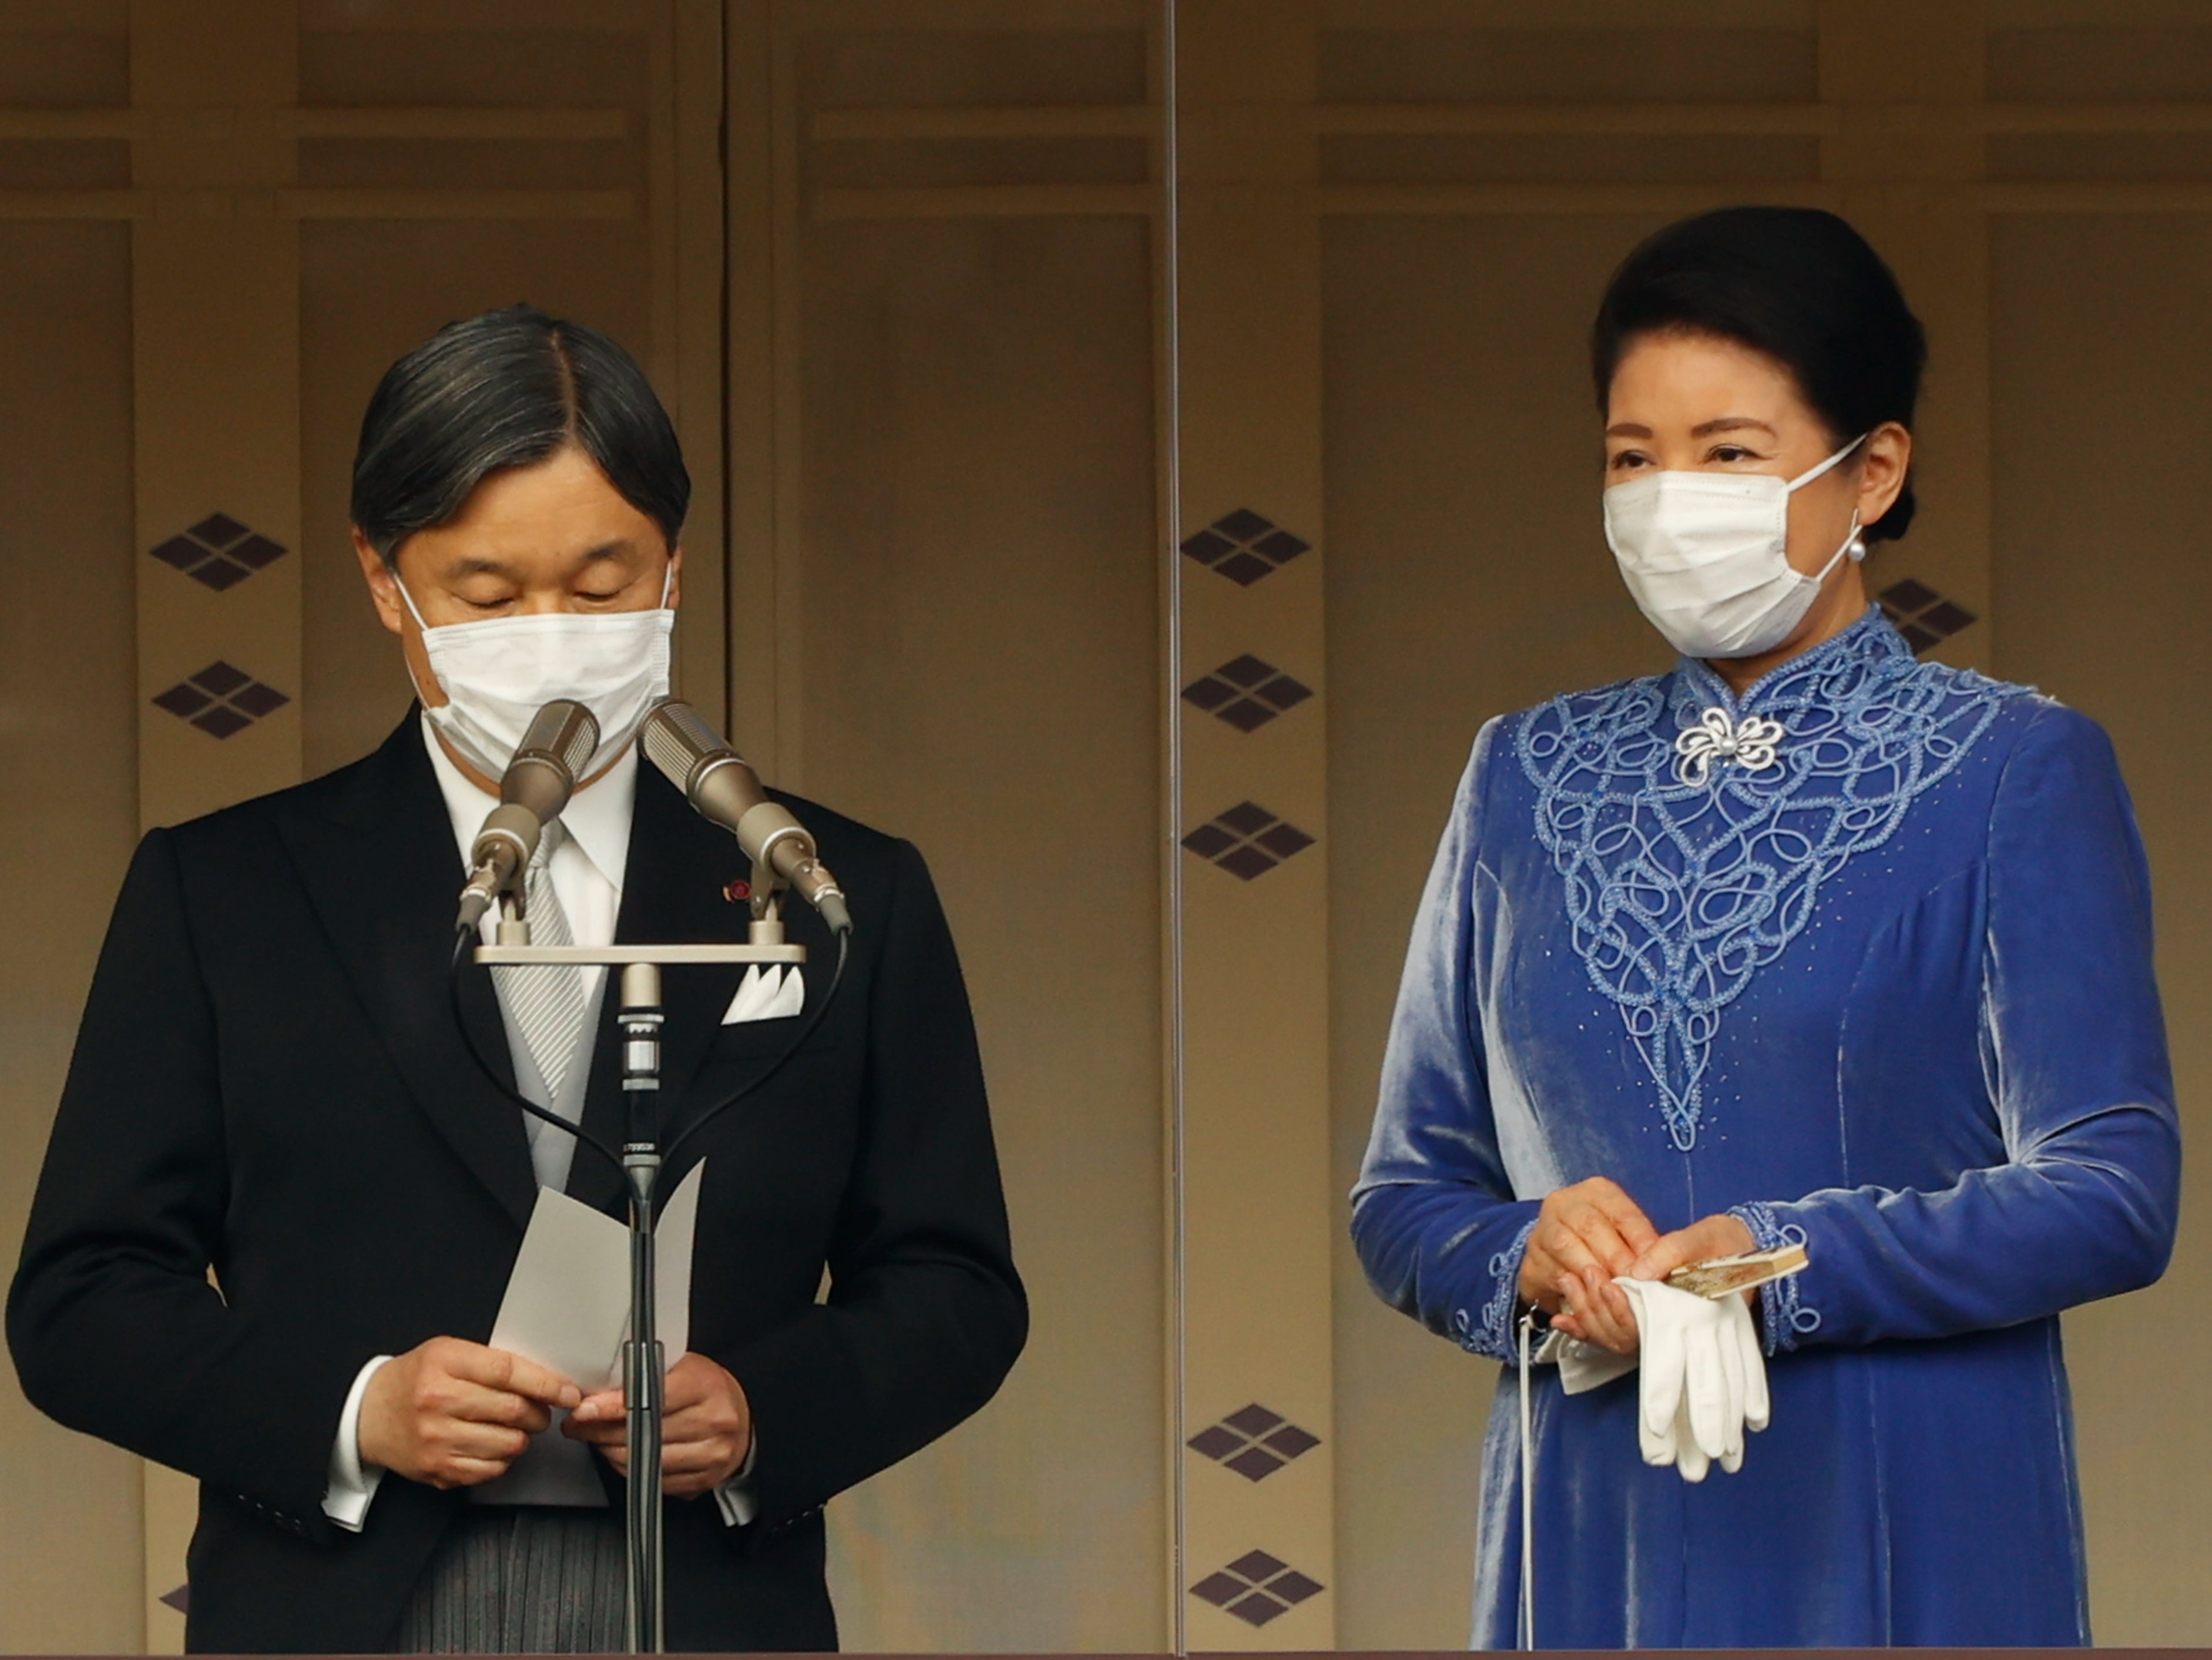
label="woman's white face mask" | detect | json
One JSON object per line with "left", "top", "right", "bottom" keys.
{"left": 1603, "top": 434, "right": 1868, "bottom": 660}
{"left": 397, "top": 565, "right": 674, "bottom": 779}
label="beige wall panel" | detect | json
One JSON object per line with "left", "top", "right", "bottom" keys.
{"left": 1321, "top": 212, "right": 1676, "bottom": 1651}
{"left": 1172, "top": 6, "right": 1341, "bottom": 1647}
{"left": 0, "top": 219, "right": 146, "bottom": 1656}
{"left": 130, "top": 0, "right": 303, "bottom": 832}
{"left": 1820, "top": 1, "right": 1993, "bottom": 675}
{"left": 1317, "top": 14, "right": 1817, "bottom": 103}
{"left": 1990, "top": 213, "right": 2212, "bottom": 1646}
{"left": 129, "top": 8, "right": 303, "bottom": 1638}
{"left": 795, "top": 215, "right": 1166, "bottom": 1652}
{"left": 299, "top": 220, "right": 653, "bottom": 774}
{"left": 132, "top": 216, "right": 306, "bottom": 829}
{"left": 664, "top": 0, "right": 729, "bottom": 733}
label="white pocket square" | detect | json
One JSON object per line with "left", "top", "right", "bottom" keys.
{"left": 721, "top": 964, "right": 805, "bottom": 1025}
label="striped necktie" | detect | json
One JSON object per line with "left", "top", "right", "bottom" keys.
{"left": 492, "top": 819, "right": 589, "bottom": 1115}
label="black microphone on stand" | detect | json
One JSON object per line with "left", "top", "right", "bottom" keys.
{"left": 454, "top": 699, "right": 600, "bottom": 935}
{"left": 640, "top": 700, "right": 853, "bottom": 934}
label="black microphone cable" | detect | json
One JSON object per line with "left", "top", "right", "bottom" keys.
{"left": 663, "top": 926, "right": 849, "bottom": 1168}
{"left": 448, "top": 923, "right": 626, "bottom": 1180}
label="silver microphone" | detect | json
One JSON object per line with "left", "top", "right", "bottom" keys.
{"left": 455, "top": 700, "right": 600, "bottom": 934}
{"left": 640, "top": 700, "right": 852, "bottom": 934}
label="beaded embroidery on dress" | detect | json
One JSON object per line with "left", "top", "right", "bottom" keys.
{"left": 1515, "top": 609, "right": 2010, "bottom": 1150}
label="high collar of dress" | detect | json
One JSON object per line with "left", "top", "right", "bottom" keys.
{"left": 1674, "top": 603, "right": 1911, "bottom": 717}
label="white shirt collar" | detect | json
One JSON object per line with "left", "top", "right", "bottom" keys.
{"left": 419, "top": 713, "right": 636, "bottom": 896}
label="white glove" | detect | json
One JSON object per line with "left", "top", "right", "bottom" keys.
{"left": 1613, "top": 1277, "right": 1770, "bottom": 1482}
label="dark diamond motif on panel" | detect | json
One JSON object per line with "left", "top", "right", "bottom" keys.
{"left": 230, "top": 533, "right": 287, "bottom": 569}
{"left": 150, "top": 683, "right": 214, "bottom": 719}
{"left": 1224, "top": 1403, "right": 1284, "bottom": 1436}
{"left": 1180, "top": 823, "right": 1237, "bottom": 860}
{"left": 1215, "top": 844, "right": 1277, "bottom": 881}
{"left": 1189, "top": 1548, "right": 1325, "bottom": 1627}
{"left": 1180, "top": 528, "right": 1236, "bottom": 566}
{"left": 1181, "top": 804, "right": 1315, "bottom": 881}
{"left": 1877, "top": 578, "right": 1976, "bottom": 656}
{"left": 159, "top": 1584, "right": 190, "bottom": 1616}
{"left": 1224, "top": 1446, "right": 1287, "bottom": 1481}
{"left": 1181, "top": 676, "right": 1236, "bottom": 713}
{"left": 193, "top": 705, "right": 252, "bottom": 739}
{"left": 1183, "top": 655, "right": 1315, "bottom": 734}
{"left": 1180, "top": 508, "right": 1313, "bottom": 586}
{"left": 1186, "top": 1424, "right": 1244, "bottom": 1460}
{"left": 150, "top": 661, "right": 291, "bottom": 740}
{"left": 149, "top": 513, "right": 289, "bottom": 591}
{"left": 1187, "top": 1401, "right": 1321, "bottom": 1482}
{"left": 190, "top": 512, "right": 247, "bottom": 546}
{"left": 1189, "top": 1572, "right": 1246, "bottom": 1608}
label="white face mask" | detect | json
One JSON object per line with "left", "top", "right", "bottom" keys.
{"left": 398, "top": 566, "right": 674, "bottom": 780}
{"left": 1603, "top": 435, "right": 1868, "bottom": 660}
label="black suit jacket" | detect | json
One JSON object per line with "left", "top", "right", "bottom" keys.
{"left": 7, "top": 714, "right": 1026, "bottom": 1653}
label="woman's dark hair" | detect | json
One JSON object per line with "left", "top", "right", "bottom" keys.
{"left": 351, "top": 305, "right": 689, "bottom": 565}
{"left": 1591, "top": 206, "right": 1928, "bottom": 543}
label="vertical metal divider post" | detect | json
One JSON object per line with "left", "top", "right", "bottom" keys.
{"left": 1158, "top": 1, "right": 1188, "bottom": 1652}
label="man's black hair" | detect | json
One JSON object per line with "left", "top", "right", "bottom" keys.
{"left": 351, "top": 305, "right": 689, "bottom": 565}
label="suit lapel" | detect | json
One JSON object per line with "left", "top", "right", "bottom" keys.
{"left": 277, "top": 716, "right": 540, "bottom": 1230}
{"left": 566, "top": 762, "right": 756, "bottom": 1218}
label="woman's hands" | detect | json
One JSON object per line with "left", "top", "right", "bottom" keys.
{"left": 1520, "top": 1178, "right": 1659, "bottom": 1353}
{"left": 1522, "top": 1179, "right": 1755, "bottom": 1356}
{"left": 1627, "top": 1213, "right": 1756, "bottom": 1289}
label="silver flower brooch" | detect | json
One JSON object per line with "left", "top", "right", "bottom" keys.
{"left": 1676, "top": 707, "right": 1785, "bottom": 787}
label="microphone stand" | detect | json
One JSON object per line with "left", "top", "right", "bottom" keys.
{"left": 477, "top": 890, "right": 807, "bottom": 1656}
{"left": 618, "top": 961, "right": 666, "bottom": 1656}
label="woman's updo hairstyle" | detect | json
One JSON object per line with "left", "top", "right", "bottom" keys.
{"left": 1590, "top": 206, "right": 1928, "bottom": 544}
{"left": 352, "top": 304, "right": 690, "bottom": 566}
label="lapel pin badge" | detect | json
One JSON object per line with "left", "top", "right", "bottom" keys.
{"left": 722, "top": 877, "right": 751, "bottom": 903}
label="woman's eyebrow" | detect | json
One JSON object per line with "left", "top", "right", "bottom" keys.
{"left": 1690, "top": 416, "right": 1778, "bottom": 438}
{"left": 1604, "top": 422, "right": 1653, "bottom": 438}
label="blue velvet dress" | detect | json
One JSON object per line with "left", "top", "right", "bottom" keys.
{"left": 1352, "top": 607, "right": 2180, "bottom": 1648}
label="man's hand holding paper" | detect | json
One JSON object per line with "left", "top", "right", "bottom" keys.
{"left": 359, "top": 1338, "right": 583, "bottom": 1490}
{"left": 564, "top": 1352, "right": 754, "bottom": 1495}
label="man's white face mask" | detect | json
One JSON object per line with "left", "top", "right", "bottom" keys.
{"left": 397, "top": 564, "right": 674, "bottom": 779}
{"left": 1603, "top": 434, "right": 1867, "bottom": 660}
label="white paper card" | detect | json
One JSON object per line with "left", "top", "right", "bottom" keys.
{"left": 488, "top": 1161, "right": 706, "bottom": 1393}
{"left": 471, "top": 1162, "right": 704, "bottom": 1507}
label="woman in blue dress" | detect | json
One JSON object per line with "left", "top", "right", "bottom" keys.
{"left": 1351, "top": 206, "right": 2180, "bottom": 1648}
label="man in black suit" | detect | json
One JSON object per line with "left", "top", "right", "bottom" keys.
{"left": 7, "top": 307, "right": 1026, "bottom": 1652}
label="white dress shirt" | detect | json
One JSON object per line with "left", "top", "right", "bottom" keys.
{"left": 323, "top": 719, "right": 754, "bottom": 1530}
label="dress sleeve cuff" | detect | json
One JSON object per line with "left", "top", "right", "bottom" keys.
{"left": 322, "top": 1355, "right": 392, "bottom": 1532}
{"left": 1450, "top": 1210, "right": 1540, "bottom": 1363}
{"left": 711, "top": 1436, "right": 760, "bottom": 1527}
{"left": 1728, "top": 1203, "right": 1820, "bottom": 1356}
